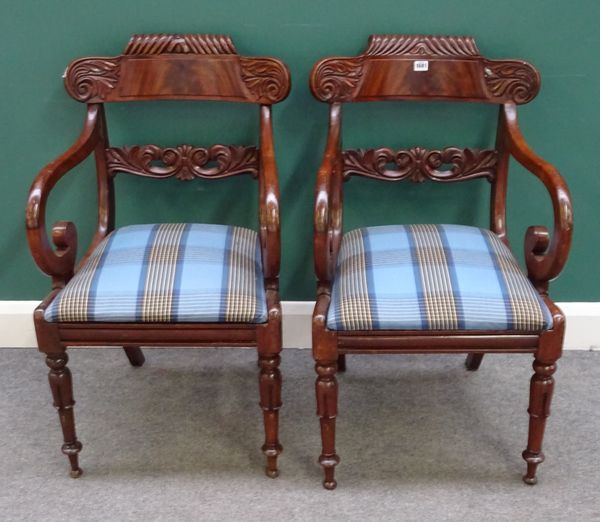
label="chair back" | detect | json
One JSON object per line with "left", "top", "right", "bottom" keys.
{"left": 310, "top": 35, "right": 541, "bottom": 185}
{"left": 63, "top": 34, "right": 290, "bottom": 183}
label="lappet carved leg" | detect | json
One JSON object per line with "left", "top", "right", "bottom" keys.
{"left": 46, "top": 352, "right": 83, "bottom": 478}
{"left": 337, "top": 354, "right": 347, "bottom": 373}
{"left": 123, "top": 346, "right": 145, "bottom": 367}
{"left": 465, "top": 354, "right": 484, "bottom": 371}
{"left": 316, "top": 361, "right": 339, "bottom": 490}
{"left": 258, "top": 354, "right": 283, "bottom": 478}
{"left": 522, "top": 358, "right": 557, "bottom": 485}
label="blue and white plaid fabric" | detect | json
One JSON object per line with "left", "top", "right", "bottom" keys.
{"left": 327, "top": 224, "right": 552, "bottom": 331}
{"left": 45, "top": 223, "right": 267, "bottom": 323}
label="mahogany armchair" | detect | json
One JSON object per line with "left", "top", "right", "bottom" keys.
{"left": 26, "top": 34, "right": 290, "bottom": 478}
{"left": 310, "top": 35, "right": 573, "bottom": 489}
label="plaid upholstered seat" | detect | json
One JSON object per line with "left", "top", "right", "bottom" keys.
{"left": 327, "top": 224, "right": 552, "bottom": 331}
{"left": 45, "top": 223, "right": 267, "bottom": 323}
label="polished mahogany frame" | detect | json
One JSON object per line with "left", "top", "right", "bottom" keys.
{"left": 310, "top": 35, "right": 573, "bottom": 489}
{"left": 26, "top": 34, "right": 290, "bottom": 479}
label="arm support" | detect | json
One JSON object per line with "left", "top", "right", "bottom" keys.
{"left": 314, "top": 103, "right": 343, "bottom": 288}
{"left": 26, "top": 104, "right": 102, "bottom": 287}
{"left": 258, "top": 105, "right": 281, "bottom": 282}
{"left": 502, "top": 103, "right": 573, "bottom": 289}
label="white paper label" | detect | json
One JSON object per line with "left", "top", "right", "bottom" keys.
{"left": 413, "top": 60, "right": 429, "bottom": 72}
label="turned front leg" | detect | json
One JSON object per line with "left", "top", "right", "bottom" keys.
{"left": 522, "top": 358, "right": 557, "bottom": 485}
{"left": 258, "top": 354, "right": 282, "bottom": 478}
{"left": 316, "top": 361, "right": 339, "bottom": 490}
{"left": 46, "top": 352, "right": 83, "bottom": 478}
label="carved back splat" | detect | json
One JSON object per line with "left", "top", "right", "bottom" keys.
{"left": 65, "top": 34, "right": 291, "bottom": 104}
{"left": 106, "top": 144, "right": 259, "bottom": 180}
{"left": 342, "top": 147, "right": 499, "bottom": 183}
{"left": 310, "top": 34, "right": 540, "bottom": 104}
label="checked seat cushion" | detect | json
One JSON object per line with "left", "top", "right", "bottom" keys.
{"left": 327, "top": 224, "right": 552, "bottom": 331}
{"left": 45, "top": 223, "right": 267, "bottom": 323}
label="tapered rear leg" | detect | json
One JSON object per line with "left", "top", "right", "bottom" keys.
{"left": 337, "top": 354, "right": 346, "bottom": 373}
{"left": 123, "top": 346, "right": 145, "bottom": 367}
{"left": 465, "top": 353, "right": 484, "bottom": 371}
{"left": 46, "top": 352, "right": 83, "bottom": 478}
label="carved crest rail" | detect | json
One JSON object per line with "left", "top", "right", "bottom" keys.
{"left": 64, "top": 33, "right": 290, "bottom": 104}
{"left": 311, "top": 34, "right": 540, "bottom": 104}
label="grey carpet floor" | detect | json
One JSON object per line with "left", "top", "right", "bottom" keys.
{"left": 0, "top": 348, "right": 598, "bottom": 521}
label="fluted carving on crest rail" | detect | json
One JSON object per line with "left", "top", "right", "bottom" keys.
{"left": 106, "top": 144, "right": 259, "bottom": 181}
{"left": 65, "top": 58, "right": 121, "bottom": 102}
{"left": 365, "top": 34, "right": 480, "bottom": 57}
{"left": 239, "top": 58, "right": 290, "bottom": 103}
{"left": 311, "top": 58, "right": 365, "bottom": 102}
{"left": 124, "top": 34, "right": 237, "bottom": 55}
{"left": 484, "top": 60, "right": 540, "bottom": 104}
{"left": 343, "top": 147, "right": 498, "bottom": 183}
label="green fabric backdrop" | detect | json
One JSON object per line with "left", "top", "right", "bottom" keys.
{"left": 1, "top": 0, "right": 598, "bottom": 301}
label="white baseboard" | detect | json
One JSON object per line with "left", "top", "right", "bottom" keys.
{"left": 0, "top": 301, "right": 42, "bottom": 349}
{"left": 1, "top": 301, "right": 598, "bottom": 350}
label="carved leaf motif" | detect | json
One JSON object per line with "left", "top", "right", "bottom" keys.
{"left": 365, "top": 35, "right": 481, "bottom": 57}
{"left": 343, "top": 148, "right": 396, "bottom": 178}
{"left": 312, "top": 58, "right": 364, "bottom": 102}
{"left": 239, "top": 58, "right": 289, "bottom": 103}
{"left": 343, "top": 147, "right": 498, "bottom": 182}
{"left": 66, "top": 58, "right": 121, "bottom": 102}
{"left": 202, "top": 144, "right": 259, "bottom": 178}
{"left": 426, "top": 147, "right": 499, "bottom": 180}
{"left": 484, "top": 60, "right": 540, "bottom": 104}
{"left": 106, "top": 145, "right": 258, "bottom": 180}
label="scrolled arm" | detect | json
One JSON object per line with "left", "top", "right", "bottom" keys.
{"left": 26, "top": 104, "right": 102, "bottom": 287}
{"left": 258, "top": 105, "right": 281, "bottom": 282}
{"left": 314, "top": 103, "right": 343, "bottom": 288}
{"left": 502, "top": 103, "right": 573, "bottom": 290}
